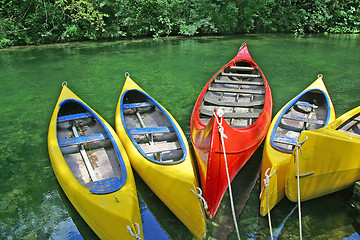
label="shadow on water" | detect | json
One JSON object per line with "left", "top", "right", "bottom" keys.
{"left": 208, "top": 145, "right": 263, "bottom": 239}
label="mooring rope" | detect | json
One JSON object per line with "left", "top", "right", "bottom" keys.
{"left": 259, "top": 168, "right": 276, "bottom": 240}
{"left": 191, "top": 187, "right": 208, "bottom": 211}
{"left": 214, "top": 109, "right": 241, "bottom": 240}
{"left": 127, "top": 222, "right": 142, "bottom": 240}
{"left": 294, "top": 136, "right": 308, "bottom": 240}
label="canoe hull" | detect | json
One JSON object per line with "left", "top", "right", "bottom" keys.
{"left": 115, "top": 77, "right": 206, "bottom": 239}
{"left": 191, "top": 43, "right": 273, "bottom": 218}
{"left": 48, "top": 86, "right": 143, "bottom": 240}
{"left": 286, "top": 106, "right": 360, "bottom": 202}
{"left": 260, "top": 76, "right": 335, "bottom": 216}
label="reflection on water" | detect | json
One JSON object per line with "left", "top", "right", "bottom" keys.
{"left": 1, "top": 34, "right": 360, "bottom": 239}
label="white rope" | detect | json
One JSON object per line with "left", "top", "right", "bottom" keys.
{"left": 214, "top": 109, "right": 241, "bottom": 240}
{"left": 294, "top": 136, "right": 308, "bottom": 240}
{"left": 259, "top": 168, "right": 276, "bottom": 240}
{"left": 127, "top": 223, "right": 142, "bottom": 240}
{"left": 191, "top": 187, "right": 208, "bottom": 210}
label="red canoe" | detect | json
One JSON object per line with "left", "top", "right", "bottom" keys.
{"left": 190, "top": 43, "right": 273, "bottom": 218}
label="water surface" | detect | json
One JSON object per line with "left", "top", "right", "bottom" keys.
{"left": 1, "top": 34, "right": 360, "bottom": 239}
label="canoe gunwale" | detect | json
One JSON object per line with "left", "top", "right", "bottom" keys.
{"left": 120, "top": 89, "right": 187, "bottom": 165}
{"left": 57, "top": 98, "right": 128, "bottom": 192}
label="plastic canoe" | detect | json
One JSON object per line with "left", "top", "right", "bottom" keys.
{"left": 48, "top": 84, "right": 143, "bottom": 240}
{"left": 115, "top": 76, "right": 206, "bottom": 239}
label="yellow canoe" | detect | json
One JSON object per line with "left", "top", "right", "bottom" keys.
{"left": 115, "top": 75, "right": 206, "bottom": 239}
{"left": 48, "top": 84, "right": 143, "bottom": 240}
{"left": 286, "top": 105, "right": 360, "bottom": 202}
{"left": 259, "top": 75, "right": 335, "bottom": 216}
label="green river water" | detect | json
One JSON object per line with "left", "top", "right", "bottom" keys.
{"left": 1, "top": 34, "right": 360, "bottom": 240}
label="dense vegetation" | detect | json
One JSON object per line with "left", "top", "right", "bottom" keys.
{"left": 1, "top": 0, "right": 360, "bottom": 48}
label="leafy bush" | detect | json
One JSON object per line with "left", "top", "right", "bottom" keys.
{"left": 1, "top": 0, "right": 359, "bottom": 48}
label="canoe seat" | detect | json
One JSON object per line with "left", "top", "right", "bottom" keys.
{"left": 203, "top": 93, "right": 264, "bottom": 107}
{"left": 273, "top": 135, "right": 298, "bottom": 146}
{"left": 89, "top": 177, "right": 122, "bottom": 194}
{"left": 59, "top": 133, "right": 108, "bottom": 147}
{"left": 57, "top": 112, "right": 92, "bottom": 123}
{"left": 296, "top": 101, "right": 318, "bottom": 108}
{"left": 123, "top": 102, "right": 155, "bottom": 109}
{"left": 140, "top": 141, "right": 181, "bottom": 154}
{"left": 200, "top": 106, "right": 260, "bottom": 119}
{"left": 221, "top": 72, "right": 261, "bottom": 78}
{"left": 282, "top": 115, "right": 325, "bottom": 125}
{"left": 214, "top": 78, "right": 264, "bottom": 86}
{"left": 128, "top": 126, "right": 174, "bottom": 135}
{"left": 208, "top": 86, "right": 265, "bottom": 95}
{"left": 229, "top": 66, "right": 255, "bottom": 71}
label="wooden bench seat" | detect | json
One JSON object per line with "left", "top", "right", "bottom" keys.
{"left": 296, "top": 101, "right": 317, "bottom": 108}
{"left": 214, "top": 78, "right": 264, "bottom": 86}
{"left": 57, "top": 112, "right": 92, "bottom": 123}
{"left": 203, "top": 93, "right": 264, "bottom": 107}
{"left": 128, "top": 126, "right": 174, "bottom": 135}
{"left": 59, "top": 133, "right": 108, "bottom": 147}
{"left": 123, "top": 101, "right": 155, "bottom": 109}
{"left": 282, "top": 115, "right": 325, "bottom": 125}
{"left": 200, "top": 107, "right": 260, "bottom": 118}
{"left": 222, "top": 72, "right": 261, "bottom": 78}
{"left": 273, "top": 135, "right": 298, "bottom": 146}
{"left": 229, "top": 66, "right": 255, "bottom": 71}
{"left": 139, "top": 141, "right": 181, "bottom": 154}
{"left": 208, "top": 86, "right": 265, "bottom": 95}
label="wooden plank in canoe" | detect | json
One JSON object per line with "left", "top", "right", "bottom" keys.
{"left": 200, "top": 107, "right": 260, "bottom": 119}
{"left": 229, "top": 66, "right": 255, "bottom": 71}
{"left": 203, "top": 93, "right": 264, "bottom": 107}
{"left": 214, "top": 78, "right": 264, "bottom": 86}
{"left": 139, "top": 141, "right": 181, "bottom": 154}
{"left": 59, "top": 133, "right": 109, "bottom": 147}
{"left": 273, "top": 135, "right": 298, "bottom": 146}
{"left": 282, "top": 115, "right": 325, "bottom": 125}
{"left": 354, "top": 115, "right": 360, "bottom": 122}
{"left": 128, "top": 126, "right": 174, "bottom": 134}
{"left": 123, "top": 101, "right": 155, "bottom": 109}
{"left": 208, "top": 86, "right": 265, "bottom": 95}
{"left": 338, "top": 120, "right": 357, "bottom": 131}
{"left": 222, "top": 72, "right": 261, "bottom": 78}
{"left": 58, "top": 112, "right": 92, "bottom": 122}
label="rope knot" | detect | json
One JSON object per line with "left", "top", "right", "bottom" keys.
{"left": 259, "top": 168, "right": 276, "bottom": 199}
{"left": 127, "top": 223, "right": 142, "bottom": 240}
{"left": 191, "top": 187, "right": 208, "bottom": 210}
{"left": 264, "top": 168, "right": 276, "bottom": 187}
{"left": 294, "top": 136, "right": 308, "bottom": 158}
{"left": 214, "top": 108, "right": 228, "bottom": 139}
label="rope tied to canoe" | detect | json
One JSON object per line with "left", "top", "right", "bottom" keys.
{"left": 294, "top": 136, "right": 308, "bottom": 240}
{"left": 214, "top": 108, "right": 241, "bottom": 240}
{"left": 127, "top": 222, "right": 142, "bottom": 240}
{"left": 259, "top": 168, "right": 276, "bottom": 240}
{"left": 191, "top": 187, "right": 208, "bottom": 210}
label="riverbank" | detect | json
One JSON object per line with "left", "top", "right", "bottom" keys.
{"left": 1, "top": 0, "right": 359, "bottom": 48}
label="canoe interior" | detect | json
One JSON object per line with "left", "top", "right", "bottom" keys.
{"left": 200, "top": 61, "right": 265, "bottom": 128}
{"left": 272, "top": 91, "right": 329, "bottom": 152}
{"left": 57, "top": 100, "right": 125, "bottom": 193}
{"left": 337, "top": 113, "right": 360, "bottom": 136}
{"left": 122, "top": 90, "right": 185, "bottom": 163}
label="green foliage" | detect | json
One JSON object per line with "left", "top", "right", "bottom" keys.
{"left": 1, "top": 0, "right": 360, "bottom": 48}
